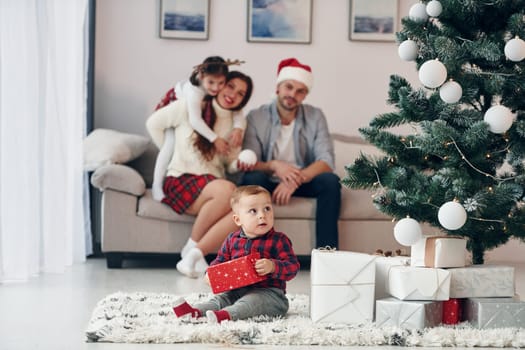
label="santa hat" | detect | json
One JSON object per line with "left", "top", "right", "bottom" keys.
{"left": 276, "top": 58, "right": 313, "bottom": 91}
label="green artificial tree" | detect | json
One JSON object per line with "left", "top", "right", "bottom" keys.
{"left": 342, "top": 0, "right": 525, "bottom": 264}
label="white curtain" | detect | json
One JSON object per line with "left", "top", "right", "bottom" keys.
{"left": 0, "top": 0, "right": 89, "bottom": 282}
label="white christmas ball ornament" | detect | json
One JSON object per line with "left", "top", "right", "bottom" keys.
{"left": 419, "top": 59, "right": 447, "bottom": 88}
{"left": 393, "top": 217, "right": 423, "bottom": 246}
{"left": 426, "top": 0, "right": 443, "bottom": 17}
{"left": 398, "top": 40, "right": 419, "bottom": 61}
{"left": 238, "top": 149, "right": 257, "bottom": 166}
{"left": 483, "top": 105, "right": 515, "bottom": 134}
{"left": 439, "top": 80, "right": 462, "bottom": 103}
{"left": 409, "top": 3, "right": 429, "bottom": 22}
{"left": 504, "top": 37, "right": 525, "bottom": 62}
{"left": 438, "top": 201, "right": 467, "bottom": 230}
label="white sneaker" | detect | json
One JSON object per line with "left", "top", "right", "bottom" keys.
{"left": 176, "top": 248, "right": 205, "bottom": 278}
{"left": 195, "top": 256, "right": 209, "bottom": 275}
{"left": 181, "top": 238, "right": 197, "bottom": 258}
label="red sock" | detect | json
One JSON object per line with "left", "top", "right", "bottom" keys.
{"left": 172, "top": 298, "right": 202, "bottom": 318}
{"left": 206, "top": 309, "right": 231, "bottom": 323}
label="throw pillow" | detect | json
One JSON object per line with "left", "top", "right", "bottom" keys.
{"left": 84, "top": 128, "right": 150, "bottom": 171}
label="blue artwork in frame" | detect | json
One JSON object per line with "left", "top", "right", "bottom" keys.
{"left": 247, "top": 0, "right": 312, "bottom": 44}
{"left": 160, "top": 0, "right": 209, "bottom": 40}
{"left": 349, "top": 0, "right": 398, "bottom": 42}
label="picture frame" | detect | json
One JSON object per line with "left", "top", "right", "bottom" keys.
{"left": 247, "top": 0, "right": 312, "bottom": 44}
{"left": 159, "top": 0, "right": 209, "bottom": 40}
{"left": 349, "top": 0, "right": 398, "bottom": 42}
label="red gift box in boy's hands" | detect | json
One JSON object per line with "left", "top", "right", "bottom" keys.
{"left": 207, "top": 253, "right": 267, "bottom": 294}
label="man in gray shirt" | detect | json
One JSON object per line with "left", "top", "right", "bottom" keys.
{"left": 241, "top": 57, "right": 341, "bottom": 248}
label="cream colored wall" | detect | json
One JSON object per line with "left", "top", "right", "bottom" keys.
{"left": 94, "top": 0, "right": 525, "bottom": 261}
{"left": 94, "top": 0, "right": 420, "bottom": 136}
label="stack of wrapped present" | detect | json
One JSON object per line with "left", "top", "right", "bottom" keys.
{"left": 310, "top": 248, "right": 376, "bottom": 323}
{"left": 310, "top": 236, "right": 524, "bottom": 329}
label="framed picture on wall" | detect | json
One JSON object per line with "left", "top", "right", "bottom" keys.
{"left": 247, "top": 0, "right": 312, "bottom": 44}
{"left": 349, "top": 0, "right": 398, "bottom": 42}
{"left": 159, "top": 0, "right": 209, "bottom": 40}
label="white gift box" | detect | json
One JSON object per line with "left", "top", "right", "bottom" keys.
{"left": 310, "top": 249, "right": 376, "bottom": 324}
{"left": 388, "top": 265, "right": 451, "bottom": 301}
{"left": 375, "top": 297, "right": 443, "bottom": 329}
{"left": 411, "top": 235, "right": 467, "bottom": 268}
{"left": 448, "top": 265, "right": 515, "bottom": 298}
{"left": 464, "top": 297, "right": 525, "bottom": 328}
{"left": 375, "top": 256, "right": 411, "bottom": 301}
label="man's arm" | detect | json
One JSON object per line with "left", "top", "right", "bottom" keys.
{"left": 300, "top": 160, "right": 332, "bottom": 183}
{"left": 309, "top": 107, "right": 336, "bottom": 172}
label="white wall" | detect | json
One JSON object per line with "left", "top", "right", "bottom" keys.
{"left": 94, "top": 0, "right": 419, "bottom": 136}
{"left": 93, "top": 0, "right": 525, "bottom": 261}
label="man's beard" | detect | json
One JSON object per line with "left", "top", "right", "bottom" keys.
{"left": 278, "top": 95, "right": 298, "bottom": 111}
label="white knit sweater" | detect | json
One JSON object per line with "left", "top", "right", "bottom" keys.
{"left": 146, "top": 98, "right": 243, "bottom": 178}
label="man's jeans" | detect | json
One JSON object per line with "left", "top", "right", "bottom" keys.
{"left": 241, "top": 171, "right": 341, "bottom": 248}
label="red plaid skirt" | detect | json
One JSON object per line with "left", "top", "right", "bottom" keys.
{"left": 161, "top": 173, "right": 217, "bottom": 214}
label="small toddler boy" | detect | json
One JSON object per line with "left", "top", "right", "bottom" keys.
{"left": 172, "top": 185, "right": 300, "bottom": 323}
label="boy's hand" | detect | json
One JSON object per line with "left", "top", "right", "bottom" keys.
{"left": 254, "top": 258, "right": 275, "bottom": 276}
{"left": 213, "top": 137, "right": 229, "bottom": 155}
{"left": 228, "top": 128, "right": 243, "bottom": 148}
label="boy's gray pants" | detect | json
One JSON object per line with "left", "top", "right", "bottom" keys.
{"left": 195, "top": 287, "right": 289, "bottom": 321}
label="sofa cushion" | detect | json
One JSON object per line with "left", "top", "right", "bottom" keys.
{"left": 333, "top": 134, "right": 385, "bottom": 178}
{"left": 138, "top": 191, "right": 316, "bottom": 222}
{"left": 133, "top": 133, "right": 391, "bottom": 223}
{"left": 340, "top": 188, "right": 391, "bottom": 220}
{"left": 84, "top": 128, "right": 151, "bottom": 171}
{"left": 332, "top": 134, "right": 390, "bottom": 220}
{"left": 91, "top": 164, "right": 146, "bottom": 196}
{"left": 272, "top": 197, "right": 316, "bottom": 219}
{"left": 127, "top": 143, "right": 159, "bottom": 187}
{"left": 137, "top": 188, "right": 388, "bottom": 223}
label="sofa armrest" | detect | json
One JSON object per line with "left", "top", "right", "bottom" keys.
{"left": 90, "top": 164, "right": 146, "bottom": 196}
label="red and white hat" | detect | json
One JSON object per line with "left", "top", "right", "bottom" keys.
{"left": 276, "top": 57, "right": 313, "bottom": 91}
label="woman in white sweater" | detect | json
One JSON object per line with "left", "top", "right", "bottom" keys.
{"left": 146, "top": 71, "right": 253, "bottom": 278}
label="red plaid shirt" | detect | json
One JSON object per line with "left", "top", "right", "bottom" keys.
{"left": 210, "top": 228, "right": 300, "bottom": 292}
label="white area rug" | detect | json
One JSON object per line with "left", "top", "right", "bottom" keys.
{"left": 86, "top": 292, "right": 525, "bottom": 346}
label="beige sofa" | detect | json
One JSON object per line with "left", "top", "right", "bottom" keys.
{"left": 90, "top": 134, "right": 405, "bottom": 268}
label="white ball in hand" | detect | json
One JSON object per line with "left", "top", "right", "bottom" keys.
{"left": 238, "top": 149, "right": 257, "bottom": 166}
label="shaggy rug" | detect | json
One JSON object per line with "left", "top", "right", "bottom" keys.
{"left": 86, "top": 292, "right": 525, "bottom": 347}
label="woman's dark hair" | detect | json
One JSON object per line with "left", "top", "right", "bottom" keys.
{"left": 189, "top": 56, "right": 228, "bottom": 86}
{"left": 194, "top": 70, "right": 254, "bottom": 160}
{"left": 226, "top": 71, "right": 253, "bottom": 111}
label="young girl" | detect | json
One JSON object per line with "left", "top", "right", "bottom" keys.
{"left": 155, "top": 56, "right": 245, "bottom": 155}
{"left": 146, "top": 71, "right": 254, "bottom": 277}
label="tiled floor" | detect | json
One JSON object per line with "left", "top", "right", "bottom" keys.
{"left": 0, "top": 256, "right": 523, "bottom": 350}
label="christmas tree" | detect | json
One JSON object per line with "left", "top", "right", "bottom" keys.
{"left": 342, "top": 0, "right": 525, "bottom": 264}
